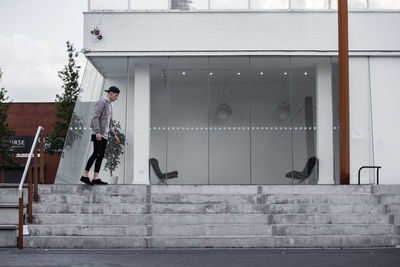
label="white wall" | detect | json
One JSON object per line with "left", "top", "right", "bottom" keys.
{"left": 370, "top": 57, "right": 400, "bottom": 184}
{"left": 84, "top": 12, "right": 400, "bottom": 54}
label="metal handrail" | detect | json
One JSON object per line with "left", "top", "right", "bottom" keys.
{"left": 358, "top": 166, "right": 382, "bottom": 185}
{"left": 18, "top": 126, "right": 44, "bottom": 249}
{"left": 18, "top": 126, "right": 44, "bottom": 197}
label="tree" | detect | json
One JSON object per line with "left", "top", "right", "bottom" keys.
{"left": 103, "top": 120, "right": 126, "bottom": 177}
{"left": 0, "top": 68, "right": 16, "bottom": 170}
{"left": 47, "top": 41, "right": 81, "bottom": 154}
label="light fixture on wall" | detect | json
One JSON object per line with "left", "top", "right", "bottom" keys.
{"left": 216, "top": 103, "right": 232, "bottom": 121}
{"left": 276, "top": 101, "right": 291, "bottom": 121}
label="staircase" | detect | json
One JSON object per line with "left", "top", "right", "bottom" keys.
{"left": 16, "top": 185, "right": 400, "bottom": 248}
{"left": 0, "top": 185, "right": 26, "bottom": 248}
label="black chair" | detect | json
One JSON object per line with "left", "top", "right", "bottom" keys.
{"left": 285, "top": 157, "right": 318, "bottom": 183}
{"left": 149, "top": 158, "right": 178, "bottom": 183}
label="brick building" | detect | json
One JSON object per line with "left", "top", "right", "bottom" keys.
{"left": 0, "top": 103, "right": 61, "bottom": 184}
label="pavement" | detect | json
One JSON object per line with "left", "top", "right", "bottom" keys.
{"left": 1, "top": 248, "right": 400, "bottom": 267}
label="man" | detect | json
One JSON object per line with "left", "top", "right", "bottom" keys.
{"left": 80, "top": 86, "right": 120, "bottom": 185}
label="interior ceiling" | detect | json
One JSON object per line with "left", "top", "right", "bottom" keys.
{"left": 89, "top": 56, "right": 321, "bottom": 81}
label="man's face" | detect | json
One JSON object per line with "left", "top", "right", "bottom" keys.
{"left": 109, "top": 92, "right": 119, "bottom": 102}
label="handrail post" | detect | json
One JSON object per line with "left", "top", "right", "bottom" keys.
{"left": 377, "top": 167, "right": 380, "bottom": 185}
{"left": 18, "top": 126, "right": 44, "bottom": 249}
{"left": 18, "top": 193, "right": 24, "bottom": 249}
{"left": 34, "top": 145, "right": 38, "bottom": 202}
{"left": 358, "top": 166, "right": 382, "bottom": 185}
{"left": 40, "top": 135, "right": 44, "bottom": 184}
{"left": 27, "top": 164, "right": 33, "bottom": 223}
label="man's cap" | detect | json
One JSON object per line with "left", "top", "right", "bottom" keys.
{"left": 105, "top": 86, "right": 120, "bottom": 94}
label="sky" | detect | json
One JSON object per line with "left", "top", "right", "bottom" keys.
{"left": 0, "top": 0, "right": 87, "bottom": 102}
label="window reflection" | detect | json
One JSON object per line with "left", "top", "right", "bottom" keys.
{"left": 251, "top": 0, "right": 289, "bottom": 9}
{"left": 171, "top": 0, "right": 208, "bottom": 10}
{"left": 90, "top": 0, "right": 128, "bottom": 10}
{"left": 331, "top": 0, "right": 367, "bottom": 9}
{"left": 291, "top": 0, "right": 329, "bottom": 9}
{"left": 131, "top": 0, "right": 169, "bottom": 10}
{"left": 211, "top": 0, "right": 249, "bottom": 9}
{"left": 369, "top": 0, "right": 400, "bottom": 9}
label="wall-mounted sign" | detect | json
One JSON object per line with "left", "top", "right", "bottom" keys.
{"left": 9, "top": 136, "right": 34, "bottom": 153}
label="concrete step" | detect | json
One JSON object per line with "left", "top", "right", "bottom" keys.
{"left": 38, "top": 193, "right": 146, "bottom": 204}
{"left": 32, "top": 203, "right": 147, "bottom": 214}
{"left": 373, "top": 185, "right": 400, "bottom": 194}
{"left": 28, "top": 225, "right": 147, "bottom": 236}
{"left": 379, "top": 195, "right": 400, "bottom": 204}
{"left": 38, "top": 185, "right": 147, "bottom": 195}
{"left": 151, "top": 185, "right": 372, "bottom": 195}
{"left": 0, "top": 204, "right": 19, "bottom": 225}
{"left": 24, "top": 236, "right": 147, "bottom": 248}
{"left": 0, "top": 225, "right": 18, "bottom": 248}
{"left": 152, "top": 194, "right": 257, "bottom": 204}
{"left": 151, "top": 213, "right": 391, "bottom": 225}
{"left": 151, "top": 235, "right": 397, "bottom": 248}
{"left": 151, "top": 194, "right": 377, "bottom": 205}
{"left": 0, "top": 188, "right": 27, "bottom": 203}
{"left": 385, "top": 204, "right": 400, "bottom": 213}
{"left": 151, "top": 224, "right": 395, "bottom": 237}
{"left": 152, "top": 224, "right": 273, "bottom": 237}
{"left": 151, "top": 203, "right": 385, "bottom": 214}
{"left": 33, "top": 214, "right": 147, "bottom": 225}
{"left": 272, "top": 224, "right": 396, "bottom": 236}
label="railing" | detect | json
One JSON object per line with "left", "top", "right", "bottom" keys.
{"left": 87, "top": 0, "right": 400, "bottom": 12}
{"left": 18, "top": 126, "right": 44, "bottom": 249}
{"left": 358, "top": 166, "right": 381, "bottom": 185}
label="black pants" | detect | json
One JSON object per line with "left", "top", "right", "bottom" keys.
{"left": 85, "top": 135, "right": 108, "bottom": 173}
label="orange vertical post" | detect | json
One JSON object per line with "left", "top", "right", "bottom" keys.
{"left": 40, "top": 135, "right": 44, "bottom": 184}
{"left": 27, "top": 164, "right": 33, "bottom": 223}
{"left": 338, "top": 0, "right": 350, "bottom": 184}
{"left": 34, "top": 146, "right": 39, "bottom": 202}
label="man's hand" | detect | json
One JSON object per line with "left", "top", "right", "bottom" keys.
{"left": 114, "top": 135, "right": 120, "bottom": 144}
{"left": 96, "top": 133, "right": 102, "bottom": 141}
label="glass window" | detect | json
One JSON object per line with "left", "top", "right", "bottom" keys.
{"left": 131, "top": 0, "right": 169, "bottom": 10}
{"left": 171, "top": 0, "right": 209, "bottom": 10}
{"left": 291, "top": 0, "right": 329, "bottom": 9}
{"left": 209, "top": 57, "right": 251, "bottom": 184}
{"left": 331, "top": 0, "right": 368, "bottom": 9}
{"left": 90, "top": 0, "right": 128, "bottom": 10}
{"left": 166, "top": 57, "right": 209, "bottom": 184}
{"left": 250, "top": 57, "right": 292, "bottom": 184}
{"left": 211, "top": 0, "right": 249, "bottom": 9}
{"left": 369, "top": 0, "right": 400, "bottom": 9}
{"left": 251, "top": 0, "right": 289, "bottom": 9}
{"left": 55, "top": 61, "right": 105, "bottom": 184}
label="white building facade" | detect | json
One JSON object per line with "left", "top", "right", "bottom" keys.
{"left": 56, "top": 0, "right": 400, "bottom": 185}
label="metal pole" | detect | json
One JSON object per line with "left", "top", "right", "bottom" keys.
{"left": 338, "top": 0, "right": 350, "bottom": 184}
{"left": 40, "top": 136, "right": 44, "bottom": 184}
{"left": 18, "top": 193, "right": 24, "bottom": 249}
{"left": 27, "top": 164, "right": 33, "bottom": 223}
{"left": 33, "top": 146, "right": 38, "bottom": 202}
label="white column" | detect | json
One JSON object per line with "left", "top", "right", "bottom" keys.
{"left": 349, "top": 58, "right": 374, "bottom": 184}
{"left": 132, "top": 64, "right": 150, "bottom": 184}
{"left": 316, "top": 60, "right": 334, "bottom": 184}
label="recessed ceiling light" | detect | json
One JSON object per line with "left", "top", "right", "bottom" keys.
{"left": 182, "top": 72, "right": 186, "bottom": 75}
{"left": 304, "top": 72, "right": 308, "bottom": 76}
{"left": 209, "top": 72, "right": 213, "bottom": 76}
{"left": 284, "top": 72, "right": 288, "bottom": 76}
{"left": 237, "top": 72, "right": 241, "bottom": 76}
{"left": 260, "top": 72, "right": 264, "bottom": 75}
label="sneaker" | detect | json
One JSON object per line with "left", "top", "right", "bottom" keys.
{"left": 80, "top": 176, "right": 93, "bottom": 186}
{"left": 92, "top": 179, "right": 108, "bottom": 185}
